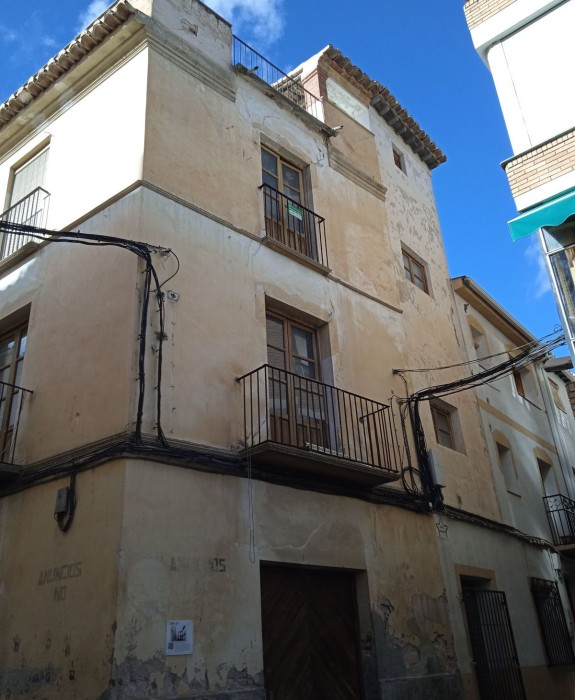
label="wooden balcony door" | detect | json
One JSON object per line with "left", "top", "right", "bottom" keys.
{"left": 260, "top": 564, "right": 363, "bottom": 700}
{"left": 261, "top": 148, "right": 314, "bottom": 259}
{"left": 266, "top": 313, "right": 328, "bottom": 449}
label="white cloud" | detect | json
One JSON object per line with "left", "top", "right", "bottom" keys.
{"left": 205, "top": 0, "right": 284, "bottom": 46}
{"left": 77, "top": 0, "right": 111, "bottom": 32}
{"left": 0, "top": 26, "right": 18, "bottom": 43}
{"left": 525, "top": 237, "right": 552, "bottom": 298}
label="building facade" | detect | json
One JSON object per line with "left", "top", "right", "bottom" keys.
{"left": 464, "top": 0, "right": 575, "bottom": 365}
{"left": 0, "top": 1, "right": 574, "bottom": 698}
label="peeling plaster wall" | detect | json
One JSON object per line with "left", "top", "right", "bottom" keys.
{"left": 103, "top": 461, "right": 462, "bottom": 699}
{"left": 370, "top": 108, "right": 501, "bottom": 521}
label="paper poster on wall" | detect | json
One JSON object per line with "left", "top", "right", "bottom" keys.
{"left": 166, "top": 620, "right": 193, "bottom": 655}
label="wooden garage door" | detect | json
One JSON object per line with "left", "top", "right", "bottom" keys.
{"left": 260, "top": 565, "right": 363, "bottom": 700}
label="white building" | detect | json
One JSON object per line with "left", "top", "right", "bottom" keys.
{"left": 465, "top": 0, "right": 575, "bottom": 365}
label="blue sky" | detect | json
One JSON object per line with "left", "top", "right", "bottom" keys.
{"left": 0, "top": 0, "right": 560, "bottom": 341}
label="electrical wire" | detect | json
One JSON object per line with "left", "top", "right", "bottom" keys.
{"left": 0, "top": 220, "right": 178, "bottom": 446}
{"left": 394, "top": 329, "right": 563, "bottom": 374}
{"left": 391, "top": 329, "right": 565, "bottom": 510}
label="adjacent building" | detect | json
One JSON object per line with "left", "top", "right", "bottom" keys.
{"left": 0, "top": 1, "right": 574, "bottom": 698}
{"left": 464, "top": 0, "right": 575, "bottom": 365}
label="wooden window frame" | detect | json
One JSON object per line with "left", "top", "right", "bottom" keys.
{"left": 402, "top": 249, "right": 429, "bottom": 294}
{"left": 266, "top": 312, "right": 320, "bottom": 380}
{"left": 392, "top": 146, "right": 405, "bottom": 173}
{"left": 431, "top": 404, "right": 454, "bottom": 450}
{"left": 261, "top": 147, "right": 305, "bottom": 204}
{"left": 513, "top": 370, "right": 526, "bottom": 398}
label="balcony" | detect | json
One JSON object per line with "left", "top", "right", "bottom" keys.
{"left": 0, "top": 379, "right": 33, "bottom": 481}
{"left": 0, "top": 187, "right": 50, "bottom": 261}
{"left": 543, "top": 494, "right": 575, "bottom": 555}
{"left": 260, "top": 184, "right": 329, "bottom": 270}
{"left": 232, "top": 36, "right": 322, "bottom": 121}
{"left": 238, "top": 364, "right": 401, "bottom": 485}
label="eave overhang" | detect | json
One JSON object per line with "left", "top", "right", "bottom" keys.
{"left": 320, "top": 46, "right": 446, "bottom": 170}
{"left": 0, "top": 0, "right": 136, "bottom": 132}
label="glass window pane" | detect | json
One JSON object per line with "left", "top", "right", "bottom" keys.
{"left": 0, "top": 338, "right": 15, "bottom": 367}
{"left": 18, "top": 331, "right": 27, "bottom": 357}
{"left": 262, "top": 171, "right": 278, "bottom": 190}
{"left": 292, "top": 327, "right": 314, "bottom": 360}
{"left": 414, "top": 275, "right": 426, "bottom": 291}
{"left": 266, "top": 316, "right": 285, "bottom": 349}
{"left": 282, "top": 164, "right": 301, "bottom": 193}
{"left": 14, "top": 360, "right": 23, "bottom": 386}
{"left": 437, "top": 430, "right": 453, "bottom": 449}
{"left": 8, "top": 393, "right": 19, "bottom": 427}
{"left": 261, "top": 149, "right": 278, "bottom": 176}
{"left": 434, "top": 410, "right": 449, "bottom": 433}
{"left": 293, "top": 358, "right": 315, "bottom": 379}
{"left": 284, "top": 186, "right": 301, "bottom": 203}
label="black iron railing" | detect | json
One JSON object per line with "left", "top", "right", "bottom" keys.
{"left": 0, "top": 379, "right": 33, "bottom": 464}
{"left": 238, "top": 364, "right": 401, "bottom": 474}
{"left": 0, "top": 187, "right": 50, "bottom": 260}
{"left": 543, "top": 494, "right": 575, "bottom": 545}
{"left": 232, "top": 36, "right": 322, "bottom": 120}
{"left": 260, "top": 184, "right": 328, "bottom": 267}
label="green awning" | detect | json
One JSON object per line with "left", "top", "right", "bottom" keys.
{"left": 509, "top": 189, "right": 575, "bottom": 241}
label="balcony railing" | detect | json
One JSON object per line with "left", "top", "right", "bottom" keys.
{"left": 260, "top": 184, "right": 328, "bottom": 268}
{"left": 0, "top": 187, "right": 50, "bottom": 260}
{"left": 238, "top": 364, "right": 401, "bottom": 483}
{"left": 543, "top": 494, "right": 575, "bottom": 546}
{"left": 0, "top": 379, "right": 33, "bottom": 466}
{"left": 232, "top": 36, "right": 322, "bottom": 120}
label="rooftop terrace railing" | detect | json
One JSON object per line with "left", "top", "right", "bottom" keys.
{"left": 232, "top": 36, "right": 322, "bottom": 121}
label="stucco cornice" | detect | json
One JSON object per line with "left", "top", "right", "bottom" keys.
{"left": 0, "top": 1, "right": 136, "bottom": 131}
{"left": 319, "top": 46, "right": 446, "bottom": 170}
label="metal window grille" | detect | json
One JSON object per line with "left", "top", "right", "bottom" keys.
{"left": 531, "top": 578, "right": 575, "bottom": 667}
{"left": 462, "top": 588, "right": 526, "bottom": 700}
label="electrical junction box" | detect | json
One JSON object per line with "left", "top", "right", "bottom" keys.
{"left": 427, "top": 450, "right": 446, "bottom": 489}
{"left": 54, "top": 487, "right": 70, "bottom": 516}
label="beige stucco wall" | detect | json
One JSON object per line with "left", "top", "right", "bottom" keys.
{"left": 0, "top": 208, "right": 139, "bottom": 463}
{"left": 111, "top": 461, "right": 458, "bottom": 697}
{"left": 0, "top": 463, "right": 125, "bottom": 698}
{"left": 3, "top": 1, "right": 572, "bottom": 698}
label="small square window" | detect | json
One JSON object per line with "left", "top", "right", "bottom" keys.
{"left": 431, "top": 405, "right": 454, "bottom": 449}
{"left": 430, "top": 400, "right": 465, "bottom": 453}
{"left": 402, "top": 249, "right": 429, "bottom": 294}
{"left": 513, "top": 371, "right": 525, "bottom": 398}
{"left": 392, "top": 147, "right": 405, "bottom": 173}
{"left": 496, "top": 441, "right": 520, "bottom": 495}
